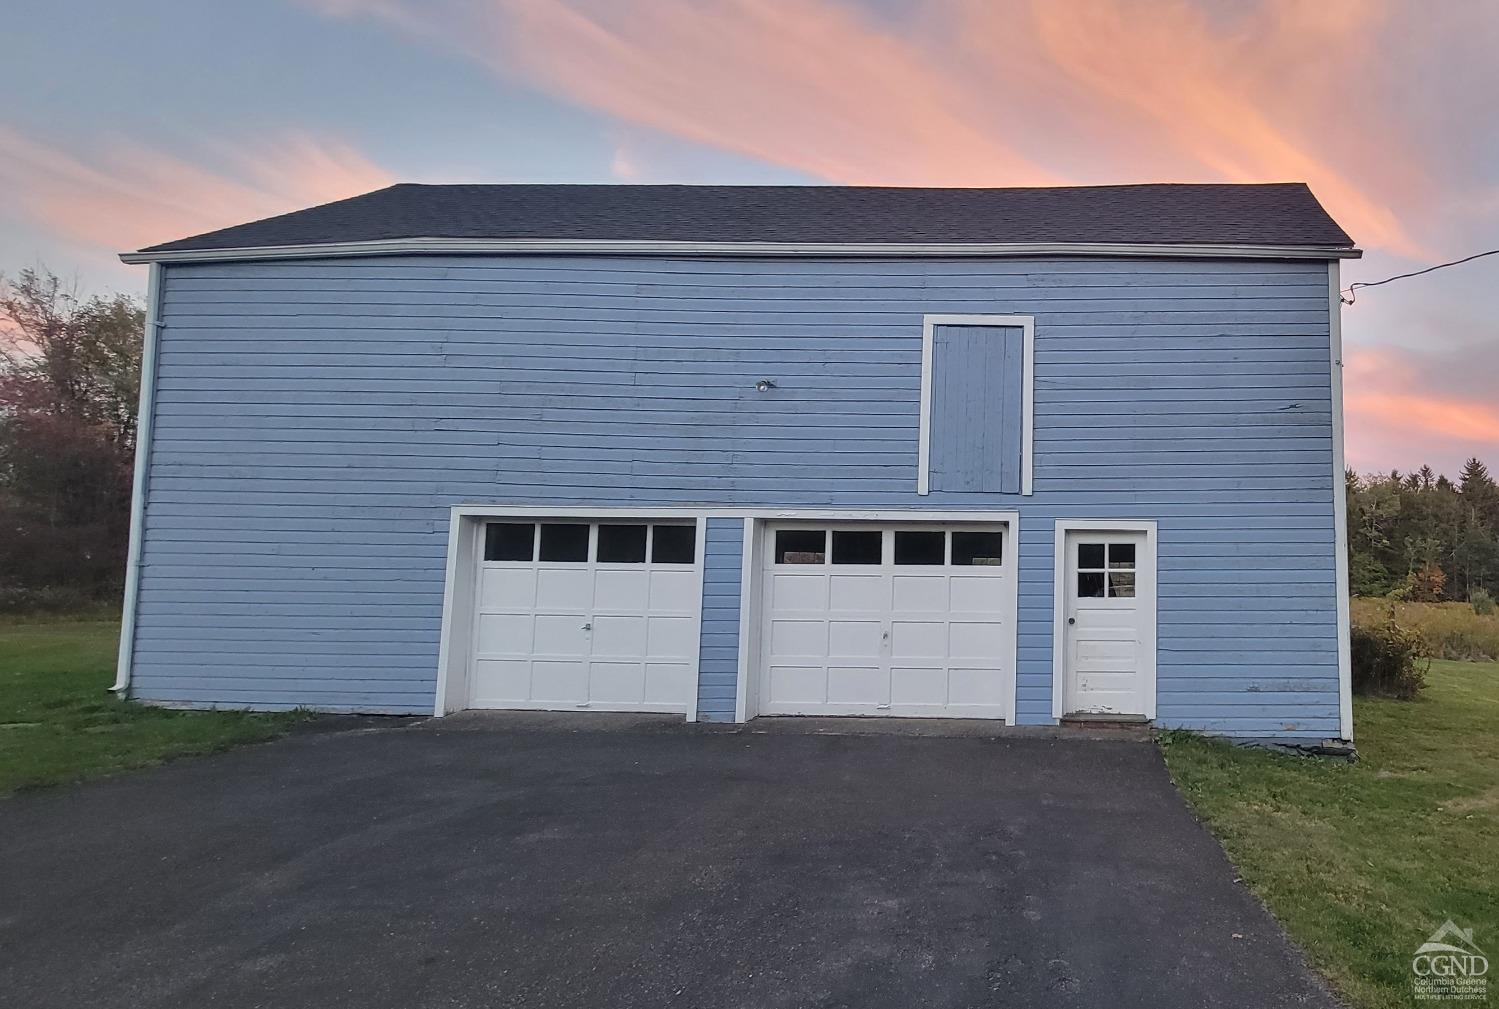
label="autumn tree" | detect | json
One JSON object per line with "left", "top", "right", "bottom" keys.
{"left": 0, "top": 268, "right": 143, "bottom": 607}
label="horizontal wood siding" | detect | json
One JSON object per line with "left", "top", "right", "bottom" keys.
{"left": 698, "top": 518, "right": 743, "bottom": 721}
{"left": 133, "top": 255, "right": 1339, "bottom": 735}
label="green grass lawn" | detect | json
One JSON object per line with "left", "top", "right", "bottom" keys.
{"left": 1163, "top": 660, "right": 1498, "bottom": 1009}
{"left": 0, "top": 617, "right": 307, "bottom": 794}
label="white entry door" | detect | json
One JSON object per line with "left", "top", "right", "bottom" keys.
{"left": 1061, "top": 529, "right": 1152, "bottom": 716}
{"left": 759, "top": 524, "right": 1013, "bottom": 719}
{"left": 468, "top": 520, "right": 701, "bottom": 713}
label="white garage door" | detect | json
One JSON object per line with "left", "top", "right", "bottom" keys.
{"left": 468, "top": 520, "right": 701, "bottom": 713}
{"left": 759, "top": 524, "right": 1013, "bottom": 719}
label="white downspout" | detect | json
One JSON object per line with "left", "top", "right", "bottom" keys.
{"left": 112, "top": 262, "right": 163, "bottom": 696}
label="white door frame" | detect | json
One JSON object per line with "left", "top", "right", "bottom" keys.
{"left": 1051, "top": 519, "right": 1158, "bottom": 721}
{"left": 736, "top": 509, "right": 1020, "bottom": 722}
{"left": 434, "top": 506, "right": 708, "bottom": 718}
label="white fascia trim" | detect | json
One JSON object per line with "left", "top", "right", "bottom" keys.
{"left": 119, "top": 238, "right": 1362, "bottom": 265}
{"left": 918, "top": 315, "right": 1034, "bottom": 497}
{"left": 1329, "top": 262, "right": 1354, "bottom": 742}
{"left": 112, "top": 262, "right": 164, "bottom": 695}
{"left": 1051, "top": 519, "right": 1159, "bottom": 721}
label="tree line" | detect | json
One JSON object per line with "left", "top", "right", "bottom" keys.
{"left": 1347, "top": 459, "right": 1499, "bottom": 602}
{"left": 1, "top": 268, "right": 143, "bottom": 609}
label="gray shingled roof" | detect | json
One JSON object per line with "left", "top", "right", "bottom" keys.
{"left": 138, "top": 182, "right": 1354, "bottom": 253}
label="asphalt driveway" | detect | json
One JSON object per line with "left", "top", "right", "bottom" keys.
{"left": 0, "top": 716, "right": 1338, "bottom": 1009}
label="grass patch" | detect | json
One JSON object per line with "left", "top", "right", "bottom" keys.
{"left": 1163, "top": 660, "right": 1499, "bottom": 1009}
{"left": 1351, "top": 597, "right": 1499, "bottom": 661}
{"left": 0, "top": 617, "right": 309, "bottom": 794}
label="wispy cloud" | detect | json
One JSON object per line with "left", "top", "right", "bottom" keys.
{"left": 310, "top": 0, "right": 1442, "bottom": 257}
{"left": 1344, "top": 347, "right": 1499, "bottom": 475}
{"left": 0, "top": 126, "right": 394, "bottom": 256}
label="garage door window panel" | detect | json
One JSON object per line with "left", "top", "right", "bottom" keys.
{"left": 485, "top": 522, "right": 536, "bottom": 562}
{"left": 539, "top": 523, "right": 590, "bottom": 562}
{"left": 651, "top": 524, "right": 696, "bottom": 564}
{"left": 776, "top": 529, "right": 827, "bottom": 565}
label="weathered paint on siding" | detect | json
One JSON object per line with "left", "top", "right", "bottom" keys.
{"left": 697, "top": 518, "right": 743, "bottom": 722}
{"left": 929, "top": 324, "right": 1024, "bottom": 493}
{"left": 132, "top": 255, "right": 1341, "bottom": 736}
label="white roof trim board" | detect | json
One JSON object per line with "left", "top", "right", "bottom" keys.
{"left": 120, "top": 237, "right": 1360, "bottom": 265}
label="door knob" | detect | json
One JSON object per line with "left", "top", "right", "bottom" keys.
{"left": 1067, "top": 617, "right": 1076, "bottom": 625}
{"left": 581, "top": 622, "right": 592, "bottom": 631}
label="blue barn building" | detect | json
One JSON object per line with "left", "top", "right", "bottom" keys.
{"left": 115, "top": 183, "right": 1358, "bottom": 742}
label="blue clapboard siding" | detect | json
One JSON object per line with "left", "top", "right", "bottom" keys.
{"left": 929, "top": 325, "right": 1024, "bottom": 493}
{"left": 697, "top": 518, "right": 743, "bottom": 722}
{"left": 131, "top": 255, "right": 1341, "bottom": 736}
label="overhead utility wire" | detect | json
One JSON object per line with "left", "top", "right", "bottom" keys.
{"left": 1340, "top": 248, "right": 1499, "bottom": 304}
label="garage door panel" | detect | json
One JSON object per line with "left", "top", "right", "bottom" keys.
{"left": 892, "top": 575, "right": 947, "bottom": 612}
{"left": 949, "top": 576, "right": 1002, "bottom": 613}
{"left": 645, "top": 662, "right": 693, "bottom": 704}
{"left": 891, "top": 621, "right": 946, "bottom": 659}
{"left": 481, "top": 568, "right": 535, "bottom": 609}
{"left": 647, "top": 569, "right": 698, "bottom": 609}
{"left": 949, "top": 667, "right": 1006, "bottom": 706}
{"left": 760, "top": 523, "right": 1012, "bottom": 721}
{"left": 472, "top": 658, "right": 530, "bottom": 703}
{"left": 536, "top": 568, "right": 591, "bottom": 609}
{"left": 828, "top": 574, "right": 885, "bottom": 612}
{"left": 588, "top": 662, "right": 646, "bottom": 703}
{"left": 769, "top": 665, "right": 826, "bottom": 705}
{"left": 591, "top": 615, "right": 647, "bottom": 656}
{"left": 949, "top": 621, "right": 1006, "bottom": 658}
{"left": 476, "top": 612, "right": 532, "bottom": 654}
{"left": 646, "top": 614, "right": 696, "bottom": 654}
{"left": 829, "top": 619, "right": 883, "bottom": 657}
{"left": 594, "top": 569, "right": 649, "bottom": 610}
{"left": 827, "top": 665, "right": 887, "bottom": 704}
{"left": 530, "top": 659, "right": 589, "bottom": 703}
{"left": 533, "top": 614, "right": 589, "bottom": 656}
{"left": 769, "top": 573, "right": 826, "bottom": 611}
{"left": 890, "top": 667, "right": 946, "bottom": 706}
{"left": 770, "top": 619, "right": 826, "bottom": 656}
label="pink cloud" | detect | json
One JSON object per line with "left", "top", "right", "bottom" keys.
{"left": 0, "top": 126, "right": 394, "bottom": 255}
{"left": 1343, "top": 347, "right": 1499, "bottom": 475}
{"left": 310, "top": 0, "right": 1461, "bottom": 258}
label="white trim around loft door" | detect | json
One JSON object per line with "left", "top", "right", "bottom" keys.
{"left": 1329, "top": 262, "right": 1354, "bottom": 742}
{"left": 918, "top": 314, "right": 1034, "bottom": 497}
{"left": 1051, "top": 519, "right": 1158, "bottom": 722}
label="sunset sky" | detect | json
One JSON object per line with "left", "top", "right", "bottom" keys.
{"left": 4, "top": 0, "right": 1496, "bottom": 476}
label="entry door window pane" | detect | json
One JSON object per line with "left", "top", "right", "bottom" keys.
{"left": 775, "top": 529, "right": 827, "bottom": 564}
{"left": 484, "top": 522, "right": 534, "bottom": 562}
{"left": 539, "top": 523, "right": 589, "bottom": 562}
{"left": 1077, "top": 542, "right": 1105, "bottom": 569}
{"left": 651, "top": 524, "right": 696, "bottom": 564}
{"left": 894, "top": 530, "right": 945, "bottom": 565}
{"left": 1108, "top": 572, "right": 1136, "bottom": 598}
{"left": 1077, "top": 571, "right": 1106, "bottom": 598}
{"left": 952, "top": 531, "right": 1003, "bottom": 566}
{"left": 597, "top": 524, "right": 647, "bottom": 563}
{"left": 831, "top": 530, "right": 882, "bottom": 565}
{"left": 1108, "top": 543, "right": 1136, "bottom": 569}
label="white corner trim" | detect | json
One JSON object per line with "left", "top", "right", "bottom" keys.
{"left": 432, "top": 508, "right": 469, "bottom": 717}
{"left": 1050, "top": 519, "right": 1159, "bottom": 721}
{"left": 112, "top": 262, "right": 164, "bottom": 696}
{"left": 685, "top": 516, "right": 709, "bottom": 722}
{"left": 119, "top": 237, "right": 1362, "bottom": 266}
{"left": 1329, "top": 262, "right": 1354, "bottom": 742}
{"left": 734, "top": 518, "right": 757, "bottom": 723}
{"left": 918, "top": 315, "right": 1035, "bottom": 497}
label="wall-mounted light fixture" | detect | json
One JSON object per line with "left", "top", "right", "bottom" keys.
{"left": 755, "top": 379, "right": 777, "bottom": 393}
